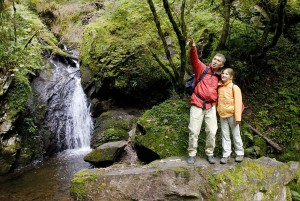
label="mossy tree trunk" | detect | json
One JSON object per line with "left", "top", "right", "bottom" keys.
{"left": 254, "top": 0, "right": 287, "bottom": 59}
{"left": 0, "top": 0, "right": 4, "bottom": 13}
{"left": 217, "top": 0, "right": 234, "bottom": 50}
{"left": 257, "top": 0, "right": 287, "bottom": 58}
{"left": 147, "top": 0, "right": 187, "bottom": 95}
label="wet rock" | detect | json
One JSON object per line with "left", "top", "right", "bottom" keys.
{"left": 0, "top": 135, "right": 21, "bottom": 175}
{"left": 84, "top": 141, "right": 127, "bottom": 167}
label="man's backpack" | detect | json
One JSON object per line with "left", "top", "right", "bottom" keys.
{"left": 185, "top": 66, "right": 209, "bottom": 95}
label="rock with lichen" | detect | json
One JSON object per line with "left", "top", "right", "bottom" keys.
{"left": 70, "top": 156, "right": 299, "bottom": 201}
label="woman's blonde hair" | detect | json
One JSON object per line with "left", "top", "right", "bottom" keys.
{"left": 222, "top": 68, "right": 234, "bottom": 78}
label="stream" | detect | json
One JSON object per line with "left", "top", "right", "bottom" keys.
{"left": 0, "top": 148, "right": 92, "bottom": 201}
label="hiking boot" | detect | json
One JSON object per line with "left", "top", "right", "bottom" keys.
{"left": 207, "top": 156, "right": 215, "bottom": 164}
{"left": 235, "top": 155, "right": 244, "bottom": 163}
{"left": 187, "top": 156, "right": 196, "bottom": 164}
{"left": 220, "top": 157, "right": 229, "bottom": 164}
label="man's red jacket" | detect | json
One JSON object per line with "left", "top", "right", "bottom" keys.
{"left": 190, "top": 47, "right": 220, "bottom": 109}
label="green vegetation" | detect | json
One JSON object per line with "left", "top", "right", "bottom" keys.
{"left": 0, "top": 0, "right": 299, "bottom": 176}
{"left": 91, "top": 111, "right": 131, "bottom": 148}
{"left": 79, "top": 0, "right": 170, "bottom": 102}
{"left": 288, "top": 164, "right": 300, "bottom": 201}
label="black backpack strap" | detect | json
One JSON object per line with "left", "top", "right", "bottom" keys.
{"left": 192, "top": 66, "right": 216, "bottom": 109}
{"left": 192, "top": 66, "right": 208, "bottom": 91}
{"left": 194, "top": 93, "right": 214, "bottom": 109}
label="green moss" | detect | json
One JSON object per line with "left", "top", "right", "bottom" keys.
{"left": 93, "top": 113, "right": 130, "bottom": 147}
{"left": 102, "top": 118, "right": 128, "bottom": 130}
{"left": 169, "top": 166, "right": 190, "bottom": 180}
{"left": 70, "top": 169, "right": 104, "bottom": 201}
{"left": 7, "top": 74, "right": 31, "bottom": 118}
{"left": 135, "top": 99, "right": 191, "bottom": 158}
{"left": 79, "top": 0, "right": 172, "bottom": 97}
{"left": 209, "top": 159, "right": 288, "bottom": 200}
{"left": 102, "top": 128, "right": 129, "bottom": 142}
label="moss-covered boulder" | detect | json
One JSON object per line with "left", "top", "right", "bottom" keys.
{"left": 26, "top": 0, "right": 104, "bottom": 48}
{"left": 70, "top": 168, "right": 105, "bottom": 201}
{"left": 84, "top": 141, "right": 127, "bottom": 167}
{"left": 79, "top": 0, "right": 174, "bottom": 109}
{"left": 210, "top": 157, "right": 298, "bottom": 200}
{"left": 91, "top": 109, "right": 140, "bottom": 148}
{"left": 134, "top": 99, "right": 192, "bottom": 160}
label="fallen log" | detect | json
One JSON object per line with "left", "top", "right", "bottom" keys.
{"left": 248, "top": 124, "right": 283, "bottom": 153}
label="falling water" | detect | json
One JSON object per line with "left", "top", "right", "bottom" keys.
{"left": 38, "top": 55, "right": 94, "bottom": 151}
{"left": 65, "top": 61, "right": 93, "bottom": 149}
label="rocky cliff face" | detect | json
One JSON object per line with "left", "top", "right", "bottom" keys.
{"left": 70, "top": 157, "right": 299, "bottom": 201}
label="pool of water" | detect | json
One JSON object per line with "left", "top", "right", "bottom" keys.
{"left": 0, "top": 148, "right": 92, "bottom": 201}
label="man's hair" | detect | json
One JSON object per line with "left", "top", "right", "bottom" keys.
{"left": 215, "top": 53, "right": 226, "bottom": 64}
{"left": 222, "top": 68, "right": 234, "bottom": 78}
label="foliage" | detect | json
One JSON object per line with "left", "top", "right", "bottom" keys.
{"left": 0, "top": 3, "right": 68, "bottom": 172}
{"left": 25, "top": 0, "right": 98, "bottom": 46}
{"left": 0, "top": 4, "right": 46, "bottom": 118}
{"left": 243, "top": 37, "right": 300, "bottom": 160}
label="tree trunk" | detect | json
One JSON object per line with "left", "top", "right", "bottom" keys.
{"left": 255, "top": 0, "right": 287, "bottom": 59}
{"left": 147, "top": 0, "right": 177, "bottom": 85}
{"left": 217, "top": 0, "right": 232, "bottom": 50}
{"left": 248, "top": 125, "right": 283, "bottom": 152}
{"left": 147, "top": 0, "right": 188, "bottom": 94}
{"left": 162, "top": 0, "right": 187, "bottom": 94}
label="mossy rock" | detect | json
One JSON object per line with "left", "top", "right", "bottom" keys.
{"left": 209, "top": 157, "right": 296, "bottom": 201}
{"left": 84, "top": 141, "right": 127, "bottom": 166}
{"left": 70, "top": 169, "right": 105, "bottom": 201}
{"left": 79, "top": 0, "right": 173, "bottom": 108}
{"left": 135, "top": 98, "right": 194, "bottom": 158}
{"left": 0, "top": 135, "right": 21, "bottom": 175}
{"left": 91, "top": 109, "right": 139, "bottom": 148}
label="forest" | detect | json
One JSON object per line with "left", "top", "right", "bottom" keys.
{"left": 0, "top": 0, "right": 299, "bottom": 174}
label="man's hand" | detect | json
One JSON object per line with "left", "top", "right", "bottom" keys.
{"left": 188, "top": 37, "right": 196, "bottom": 48}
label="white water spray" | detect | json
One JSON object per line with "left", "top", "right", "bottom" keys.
{"left": 65, "top": 62, "right": 93, "bottom": 150}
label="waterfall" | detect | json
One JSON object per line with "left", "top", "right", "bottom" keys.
{"left": 63, "top": 59, "right": 93, "bottom": 149}
{"left": 30, "top": 54, "right": 93, "bottom": 152}
{"left": 65, "top": 67, "right": 93, "bottom": 149}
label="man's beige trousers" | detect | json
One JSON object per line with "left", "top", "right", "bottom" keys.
{"left": 188, "top": 105, "right": 218, "bottom": 157}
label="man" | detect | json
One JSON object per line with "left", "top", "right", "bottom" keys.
{"left": 187, "top": 37, "right": 226, "bottom": 164}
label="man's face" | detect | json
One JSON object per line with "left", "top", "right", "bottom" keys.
{"left": 211, "top": 55, "right": 224, "bottom": 71}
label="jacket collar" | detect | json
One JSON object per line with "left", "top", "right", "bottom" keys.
{"left": 218, "top": 79, "right": 232, "bottom": 86}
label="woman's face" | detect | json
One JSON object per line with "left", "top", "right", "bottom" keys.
{"left": 221, "top": 69, "right": 232, "bottom": 82}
